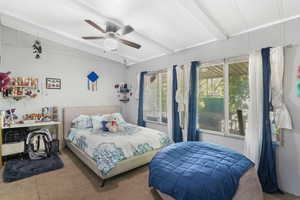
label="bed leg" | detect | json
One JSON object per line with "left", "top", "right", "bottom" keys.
{"left": 100, "top": 179, "right": 105, "bottom": 187}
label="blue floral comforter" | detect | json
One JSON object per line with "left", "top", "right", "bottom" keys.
{"left": 68, "top": 123, "right": 171, "bottom": 176}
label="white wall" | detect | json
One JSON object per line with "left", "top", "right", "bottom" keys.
{"left": 125, "top": 18, "right": 300, "bottom": 195}
{"left": 0, "top": 25, "right": 127, "bottom": 120}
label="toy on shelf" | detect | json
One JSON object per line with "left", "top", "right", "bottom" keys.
{"left": 2, "top": 76, "right": 40, "bottom": 101}
{"left": 22, "top": 106, "right": 58, "bottom": 124}
{"left": 114, "top": 83, "right": 132, "bottom": 103}
{"left": 23, "top": 113, "right": 44, "bottom": 122}
{"left": 3, "top": 108, "right": 18, "bottom": 126}
{"left": 41, "top": 107, "right": 51, "bottom": 122}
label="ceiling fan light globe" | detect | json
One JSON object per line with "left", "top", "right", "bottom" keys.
{"left": 103, "top": 38, "right": 119, "bottom": 51}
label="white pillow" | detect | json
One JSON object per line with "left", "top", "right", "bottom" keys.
{"left": 72, "top": 115, "right": 92, "bottom": 129}
{"left": 111, "top": 113, "right": 126, "bottom": 125}
{"left": 91, "top": 114, "right": 112, "bottom": 130}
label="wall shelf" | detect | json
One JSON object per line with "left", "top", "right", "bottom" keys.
{"left": 3, "top": 95, "right": 28, "bottom": 101}
{"left": 2, "top": 77, "right": 39, "bottom": 101}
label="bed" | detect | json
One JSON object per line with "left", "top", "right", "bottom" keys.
{"left": 63, "top": 105, "right": 171, "bottom": 186}
{"left": 149, "top": 142, "right": 263, "bottom": 200}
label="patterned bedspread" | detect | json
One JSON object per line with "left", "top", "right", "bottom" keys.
{"left": 68, "top": 123, "right": 171, "bottom": 176}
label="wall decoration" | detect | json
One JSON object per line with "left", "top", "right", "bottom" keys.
{"left": 0, "top": 71, "right": 11, "bottom": 92}
{"left": 114, "top": 82, "right": 131, "bottom": 103}
{"left": 297, "top": 65, "right": 300, "bottom": 96}
{"left": 32, "top": 40, "right": 42, "bottom": 59}
{"left": 87, "top": 71, "right": 99, "bottom": 92}
{"left": 46, "top": 78, "right": 61, "bottom": 89}
{"left": 2, "top": 76, "right": 40, "bottom": 101}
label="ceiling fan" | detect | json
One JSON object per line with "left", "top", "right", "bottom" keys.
{"left": 82, "top": 19, "right": 141, "bottom": 51}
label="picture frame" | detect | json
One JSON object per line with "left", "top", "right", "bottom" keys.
{"left": 46, "top": 78, "right": 61, "bottom": 89}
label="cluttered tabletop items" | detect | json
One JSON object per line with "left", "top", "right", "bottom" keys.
{"left": 1, "top": 107, "right": 59, "bottom": 129}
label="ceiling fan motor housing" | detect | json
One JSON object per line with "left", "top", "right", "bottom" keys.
{"left": 103, "top": 37, "right": 119, "bottom": 51}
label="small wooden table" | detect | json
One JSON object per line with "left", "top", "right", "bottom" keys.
{"left": 0, "top": 121, "right": 63, "bottom": 168}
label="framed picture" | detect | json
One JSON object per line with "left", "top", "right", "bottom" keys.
{"left": 46, "top": 78, "right": 61, "bottom": 89}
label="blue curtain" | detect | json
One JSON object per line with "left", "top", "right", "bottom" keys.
{"left": 137, "top": 71, "right": 147, "bottom": 127}
{"left": 258, "top": 48, "right": 281, "bottom": 193}
{"left": 172, "top": 65, "right": 183, "bottom": 142}
{"left": 187, "top": 61, "right": 200, "bottom": 141}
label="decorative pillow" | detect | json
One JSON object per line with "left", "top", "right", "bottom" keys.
{"left": 71, "top": 115, "right": 92, "bottom": 129}
{"left": 111, "top": 113, "right": 126, "bottom": 125}
{"left": 91, "top": 114, "right": 111, "bottom": 130}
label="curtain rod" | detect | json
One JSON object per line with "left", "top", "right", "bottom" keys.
{"left": 144, "top": 55, "right": 247, "bottom": 74}
{"left": 200, "top": 43, "right": 299, "bottom": 65}
{"left": 197, "top": 55, "right": 249, "bottom": 67}
{"left": 146, "top": 69, "right": 167, "bottom": 75}
{"left": 142, "top": 43, "right": 299, "bottom": 75}
{"left": 285, "top": 43, "right": 300, "bottom": 48}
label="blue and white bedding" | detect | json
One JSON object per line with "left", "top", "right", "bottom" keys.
{"left": 68, "top": 123, "right": 171, "bottom": 176}
{"left": 149, "top": 142, "right": 254, "bottom": 200}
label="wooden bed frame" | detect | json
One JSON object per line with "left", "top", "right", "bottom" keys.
{"left": 63, "top": 105, "right": 161, "bottom": 187}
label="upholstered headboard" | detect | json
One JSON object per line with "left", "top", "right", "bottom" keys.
{"left": 63, "top": 105, "right": 121, "bottom": 139}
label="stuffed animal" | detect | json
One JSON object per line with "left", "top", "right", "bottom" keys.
{"left": 105, "top": 116, "right": 124, "bottom": 133}
{"left": 107, "top": 122, "right": 118, "bottom": 133}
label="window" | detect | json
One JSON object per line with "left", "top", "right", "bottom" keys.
{"left": 228, "top": 61, "right": 249, "bottom": 136}
{"left": 198, "top": 64, "right": 225, "bottom": 132}
{"left": 144, "top": 71, "right": 168, "bottom": 123}
{"left": 197, "top": 59, "right": 249, "bottom": 137}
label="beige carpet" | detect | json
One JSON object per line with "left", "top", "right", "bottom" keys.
{"left": 0, "top": 149, "right": 299, "bottom": 200}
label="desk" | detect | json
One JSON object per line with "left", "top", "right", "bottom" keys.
{"left": 0, "top": 121, "right": 63, "bottom": 168}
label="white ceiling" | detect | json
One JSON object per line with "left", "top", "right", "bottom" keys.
{"left": 0, "top": 0, "right": 300, "bottom": 65}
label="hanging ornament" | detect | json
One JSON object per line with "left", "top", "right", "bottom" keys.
{"left": 33, "top": 40, "right": 42, "bottom": 59}
{"left": 87, "top": 71, "right": 99, "bottom": 92}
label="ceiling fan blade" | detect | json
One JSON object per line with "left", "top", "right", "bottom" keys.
{"left": 84, "top": 19, "right": 106, "bottom": 33}
{"left": 119, "top": 39, "right": 141, "bottom": 49}
{"left": 82, "top": 36, "right": 105, "bottom": 40}
{"left": 106, "top": 21, "right": 120, "bottom": 33}
{"left": 118, "top": 25, "right": 134, "bottom": 35}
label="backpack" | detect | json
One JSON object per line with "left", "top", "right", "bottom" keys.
{"left": 25, "top": 128, "right": 53, "bottom": 160}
